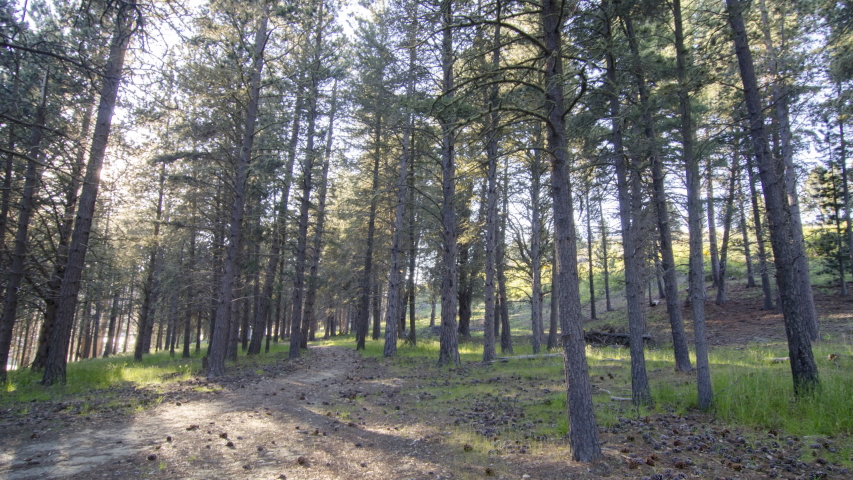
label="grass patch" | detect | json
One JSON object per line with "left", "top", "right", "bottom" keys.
{"left": 1, "top": 340, "right": 292, "bottom": 407}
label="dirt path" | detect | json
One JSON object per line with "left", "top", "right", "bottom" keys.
{"left": 0, "top": 346, "right": 456, "bottom": 480}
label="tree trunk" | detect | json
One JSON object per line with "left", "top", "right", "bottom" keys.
{"left": 605, "top": 13, "right": 652, "bottom": 406}
{"left": 0, "top": 72, "right": 49, "bottom": 381}
{"left": 248, "top": 93, "right": 302, "bottom": 354}
{"left": 437, "top": 0, "right": 460, "bottom": 367}
{"left": 744, "top": 145, "right": 775, "bottom": 309}
{"left": 41, "top": 2, "right": 137, "bottom": 385}
{"left": 498, "top": 163, "right": 513, "bottom": 354}
{"left": 384, "top": 52, "right": 414, "bottom": 355}
{"left": 529, "top": 124, "right": 544, "bottom": 353}
{"left": 726, "top": 0, "right": 819, "bottom": 395}
{"left": 31, "top": 99, "right": 92, "bottom": 371}
{"left": 103, "top": 287, "right": 120, "bottom": 358}
{"left": 356, "top": 112, "right": 381, "bottom": 350}
{"left": 599, "top": 197, "right": 613, "bottom": 311}
{"left": 207, "top": 12, "right": 267, "bottom": 377}
{"left": 622, "top": 12, "right": 692, "bottom": 371}
{"left": 542, "top": 0, "right": 601, "bottom": 461}
{"left": 584, "top": 188, "right": 596, "bottom": 322}
{"left": 716, "top": 158, "right": 740, "bottom": 304}
{"left": 547, "top": 239, "right": 559, "bottom": 351}
{"left": 673, "top": 0, "right": 713, "bottom": 409}
{"left": 135, "top": 164, "right": 166, "bottom": 361}
{"left": 289, "top": 23, "right": 322, "bottom": 359}
{"left": 758, "top": 0, "right": 819, "bottom": 338}
{"left": 707, "top": 158, "right": 721, "bottom": 287}
{"left": 738, "top": 174, "right": 757, "bottom": 288}
{"left": 303, "top": 82, "right": 337, "bottom": 348}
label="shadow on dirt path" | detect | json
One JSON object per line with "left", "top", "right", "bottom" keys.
{"left": 0, "top": 346, "right": 460, "bottom": 480}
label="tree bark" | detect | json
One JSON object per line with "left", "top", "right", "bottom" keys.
{"left": 757, "top": 0, "right": 819, "bottom": 337}
{"left": 716, "top": 158, "right": 740, "bottom": 304}
{"left": 31, "top": 100, "right": 92, "bottom": 371}
{"left": 0, "top": 71, "right": 48, "bottom": 382}
{"left": 41, "top": 2, "right": 137, "bottom": 385}
{"left": 437, "top": 0, "right": 460, "bottom": 367}
{"left": 135, "top": 163, "right": 166, "bottom": 360}
{"left": 605, "top": 9, "right": 651, "bottom": 406}
{"left": 707, "top": 158, "right": 721, "bottom": 287}
{"left": 207, "top": 12, "right": 268, "bottom": 376}
{"left": 673, "top": 0, "right": 712, "bottom": 409}
{"left": 599, "top": 197, "right": 613, "bottom": 311}
{"left": 542, "top": 0, "right": 601, "bottom": 461}
{"left": 726, "top": 0, "right": 819, "bottom": 395}
{"left": 621, "top": 12, "right": 692, "bottom": 371}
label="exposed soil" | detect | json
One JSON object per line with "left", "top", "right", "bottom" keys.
{"left": 1, "top": 283, "right": 851, "bottom": 479}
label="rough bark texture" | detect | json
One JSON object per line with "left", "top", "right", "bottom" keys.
{"left": 207, "top": 13, "right": 267, "bottom": 376}
{"left": 41, "top": 2, "right": 136, "bottom": 385}
{"left": 437, "top": 0, "right": 460, "bottom": 367}
{"left": 674, "top": 0, "right": 713, "bottom": 410}
{"left": 289, "top": 57, "right": 320, "bottom": 360}
{"left": 622, "top": 12, "right": 692, "bottom": 372}
{"left": 481, "top": 0, "right": 501, "bottom": 362}
{"left": 542, "top": 0, "right": 601, "bottom": 462}
{"left": 727, "top": 0, "right": 819, "bottom": 395}
{"left": 0, "top": 72, "right": 48, "bottom": 381}
{"left": 605, "top": 13, "right": 652, "bottom": 406}
{"left": 31, "top": 100, "right": 92, "bottom": 371}
{"left": 758, "top": 0, "right": 819, "bottom": 337}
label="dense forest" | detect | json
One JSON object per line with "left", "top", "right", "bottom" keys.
{"left": 1, "top": 0, "right": 852, "bottom": 465}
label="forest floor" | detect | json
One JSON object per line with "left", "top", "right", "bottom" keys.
{"left": 1, "top": 282, "right": 853, "bottom": 479}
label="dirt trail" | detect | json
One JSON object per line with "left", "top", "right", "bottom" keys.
{"left": 0, "top": 346, "right": 455, "bottom": 480}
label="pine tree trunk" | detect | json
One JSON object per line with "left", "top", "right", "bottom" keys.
{"left": 758, "top": 0, "right": 819, "bottom": 337}
{"left": 726, "top": 0, "right": 819, "bottom": 395}
{"left": 303, "top": 83, "right": 337, "bottom": 347}
{"left": 542, "top": 0, "right": 601, "bottom": 461}
{"left": 716, "top": 159, "right": 740, "bottom": 304}
{"left": 135, "top": 164, "right": 166, "bottom": 361}
{"left": 207, "top": 13, "right": 267, "bottom": 376}
{"left": 41, "top": 2, "right": 137, "bottom": 385}
{"left": 585, "top": 188, "right": 596, "bottom": 322}
{"left": 707, "top": 158, "right": 721, "bottom": 288}
{"left": 674, "top": 0, "right": 713, "bottom": 409}
{"left": 599, "top": 197, "right": 613, "bottom": 311}
{"left": 605, "top": 13, "right": 652, "bottom": 405}
{"left": 738, "top": 174, "right": 757, "bottom": 288}
{"left": 622, "top": 12, "right": 692, "bottom": 371}
{"left": 530, "top": 125, "right": 544, "bottom": 352}
{"left": 0, "top": 72, "right": 48, "bottom": 382}
{"left": 437, "top": 0, "right": 460, "bottom": 367}
{"left": 289, "top": 27, "right": 322, "bottom": 359}
{"left": 31, "top": 100, "right": 92, "bottom": 371}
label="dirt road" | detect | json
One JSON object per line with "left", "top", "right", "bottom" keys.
{"left": 0, "top": 346, "right": 457, "bottom": 479}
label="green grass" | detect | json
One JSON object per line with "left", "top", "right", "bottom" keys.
{"left": 2, "top": 340, "right": 291, "bottom": 406}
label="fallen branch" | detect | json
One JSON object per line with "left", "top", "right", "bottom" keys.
{"left": 584, "top": 331, "right": 653, "bottom": 346}
{"left": 492, "top": 353, "right": 563, "bottom": 362}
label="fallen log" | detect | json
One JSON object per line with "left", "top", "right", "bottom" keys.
{"left": 584, "top": 331, "right": 652, "bottom": 346}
